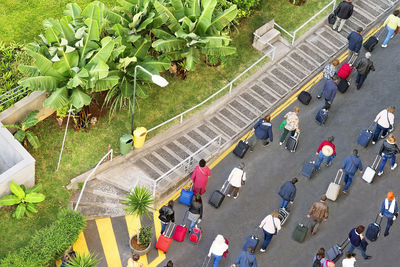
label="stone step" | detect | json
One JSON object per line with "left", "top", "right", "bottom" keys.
{"left": 71, "top": 191, "right": 124, "bottom": 208}
{"left": 228, "top": 99, "right": 258, "bottom": 121}
{"left": 363, "top": 0, "right": 387, "bottom": 12}
{"left": 278, "top": 59, "right": 308, "bottom": 80}
{"left": 187, "top": 129, "right": 210, "bottom": 147}
{"left": 208, "top": 115, "right": 238, "bottom": 138}
{"left": 75, "top": 203, "right": 125, "bottom": 217}
{"left": 259, "top": 29, "right": 281, "bottom": 45}
{"left": 154, "top": 147, "right": 181, "bottom": 167}
{"left": 133, "top": 158, "right": 161, "bottom": 179}
{"left": 218, "top": 106, "right": 248, "bottom": 130}
{"left": 288, "top": 51, "right": 318, "bottom": 73}
{"left": 354, "top": 1, "right": 382, "bottom": 17}
{"left": 372, "top": 0, "right": 391, "bottom": 10}
{"left": 259, "top": 75, "right": 289, "bottom": 97}
{"left": 315, "top": 28, "right": 347, "bottom": 49}
{"left": 297, "top": 43, "right": 325, "bottom": 65}
{"left": 194, "top": 123, "right": 226, "bottom": 144}
{"left": 321, "top": 25, "right": 348, "bottom": 42}
{"left": 238, "top": 91, "right": 269, "bottom": 113}
{"left": 269, "top": 67, "right": 298, "bottom": 88}
{"left": 84, "top": 178, "right": 129, "bottom": 200}
{"left": 306, "top": 35, "right": 336, "bottom": 57}
{"left": 166, "top": 141, "right": 190, "bottom": 161}
{"left": 249, "top": 82, "right": 281, "bottom": 106}
{"left": 352, "top": 10, "right": 372, "bottom": 27}
{"left": 176, "top": 135, "right": 201, "bottom": 154}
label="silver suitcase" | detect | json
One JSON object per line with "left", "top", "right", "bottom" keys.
{"left": 362, "top": 155, "right": 381, "bottom": 183}
{"left": 326, "top": 170, "right": 343, "bottom": 201}
{"left": 279, "top": 208, "right": 290, "bottom": 225}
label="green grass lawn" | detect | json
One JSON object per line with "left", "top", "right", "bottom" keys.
{"left": 0, "top": 0, "right": 333, "bottom": 259}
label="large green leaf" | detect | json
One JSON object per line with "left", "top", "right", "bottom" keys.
{"left": 208, "top": 5, "right": 237, "bottom": 33}
{"left": 104, "top": 8, "right": 129, "bottom": 25}
{"left": 23, "top": 110, "right": 39, "bottom": 129}
{"left": 88, "top": 60, "right": 109, "bottom": 80}
{"left": 117, "top": 0, "right": 134, "bottom": 12}
{"left": 136, "top": 13, "right": 155, "bottom": 32}
{"left": 0, "top": 195, "right": 20, "bottom": 206}
{"left": 185, "top": 0, "right": 201, "bottom": 18}
{"left": 71, "top": 88, "right": 92, "bottom": 108}
{"left": 183, "top": 47, "right": 200, "bottom": 71}
{"left": 18, "top": 65, "right": 40, "bottom": 77}
{"left": 9, "top": 182, "right": 25, "bottom": 200}
{"left": 141, "top": 57, "right": 170, "bottom": 73}
{"left": 64, "top": 3, "right": 82, "bottom": 24}
{"left": 201, "top": 45, "right": 236, "bottom": 56}
{"left": 18, "top": 76, "right": 59, "bottom": 91}
{"left": 120, "top": 76, "right": 133, "bottom": 98}
{"left": 194, "top": 0, "right": 217, "bottom": 35}
{"left": 153, "top": 1, "right": 181, "bottom": 33}
{"left": 80, "top": 18, "right": 100, "bottom": 64}
{"left": 87, "top": 37, "right": 115, "bottom": 66}
{"left": 94, "top": 76, "right": 119, "bottom": 92}
{"left": 81, "top": 1, "right": 105, "bottom": 28}
{"left": 25, "top": 48, "right": 64, "bottom": 79}
{"left": 14, "top": 130, "right": 26, "bottom": 143}
{"left": 25, "top": 192, "right": 45, "bottom": 203}
{"left": 25, "top": 131, "right": 40, "bottom": 149}
{"left": 152, "top": 39, "right": 186, "bottom": 52}
{"left": 26, "top": 203, "right": 38, "bottom": 213}
{"left": 171, "top": 0, "right": 185, "bottom": 20}
{"left": 44, "top": 87, "right": 69, "bottom": 108}
{"left": 132, "top": 38, "right": 151, "bottom": 60}
{"left": 152, "top": 29, "right": 174, "bottom": 39}
{"left": 60, "top": 17, "right": 76, "bottom": 42}
{"left": 25, "top": 184, "right": 42, "bottom": 194}
{"left": 135, "top": 83, "right": 149, "bottom": 99}
{"left": 13, "top": 204, "right": 26, "bottom": 219}
{"left": 43, "top": 19, "right": 61, "bottom": 43}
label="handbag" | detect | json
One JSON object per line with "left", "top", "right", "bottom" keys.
{"left": 350, "top": 155, "right": 359, "bottom": 170}
{"left": 386, "top": 110, "right": 393, "bottom": 130}
{"left": 279, "top": 120, "right": 287, "bottom": 130}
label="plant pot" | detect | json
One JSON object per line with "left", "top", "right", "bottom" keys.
{"left": 129, "top": 235, "right": 152, "bottom": 255}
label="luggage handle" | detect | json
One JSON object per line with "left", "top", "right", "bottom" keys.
{"left": 339, "top": 238, "right": 350, "bottom": 250}
{"left": 333, "top": 170, "right": 343, "bottom": 184}
{"left": 201, "top": 255, "right": 211, "bottom": 267}
{"left": 221, "top": 179, "right": 230, "bottom": 194}
{"left": 251, "top": 226, "right": 260, "bottom": 239}
{"left": 371, "top": 155, "right": 382, "bottom": 170}
{"left": 374, "top": 213, "right": 383, "bottom": 226}
{"left": 243, "top": 129, "right": 254, "bottom": 143}
{"left": 164, "top": 222, "right": 175, "bottom": 238}
{"left": 182, "top": 210, "right": 189, "bottom": 226}
{"left": 367, "top": 122, "right": 376, "bottom": 132}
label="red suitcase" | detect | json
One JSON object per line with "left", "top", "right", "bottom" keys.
{"left": 189, "top": 225, "right": 202, "bottom": 243}
{"left": 155, "top": 223, "right": 175, "bottom": 252}
{"left": 172, "top": 225, "right": 187, "bottom": 242}
{"left": 337, "top": 62, "right": 353, "bottom": 80}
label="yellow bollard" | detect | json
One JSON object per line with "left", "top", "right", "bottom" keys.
{"left": 133, "top": 127, "right": 147, "bottom": 148}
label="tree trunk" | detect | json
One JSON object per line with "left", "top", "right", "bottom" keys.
{"left": 136, "top": 215, "right": 141, "bottom": 245}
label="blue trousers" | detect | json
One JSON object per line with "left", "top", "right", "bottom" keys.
{"left": 382, "top": 25, "right": 396, "bottom": 46}
{"left": 160, "top": 221, "right": 168, "bottom": 235}
{"left": 373, "top": 124, "right": 389, "bottom": 142}
{"left": 343, "top": 172, "right": 354, "bottom": 191}
{"left": 384, "top": 216, "right": 394, "bottom": 235}
{"left": 349, "top": 243, "right": 368, "bottom": 259}
{"left": 281, "top": 199, "right": 290, "bottom": 209}
{"left": 378, "top": 154, "right": 396, "bottom": 173}
{"left": 189, "top": 220, "right": 196, "bottom": 232}
{"left": 261, "top": 229, "right": 274, "bottom": 250}
{"left": 355, "top": 73, "right": 367, "bottom": 89}
{"left": 212, "top": 254, "right": 222, "bottom": 267}
{"left": 315, "top": 151, "right": 334, "bottom": 170}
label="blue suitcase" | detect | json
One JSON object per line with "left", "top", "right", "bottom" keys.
{"left": 315, "top": 108, "right": 328, "bottom": 125}
{"left": 301, "top": 158, "right": 315, "bottom": 178}
{"left": 179, "top": 186, "right": 194, "bottom": 206}
{"left": 243, "top": 234, "right": 259, "bottom": 251}
{"left": 366, "top": 214, "right": 382, "bottom": 242}
{"left": 357, "top": 123, "right": 375, "bottom": 147}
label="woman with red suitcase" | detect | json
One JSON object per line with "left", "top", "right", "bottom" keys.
{"left": 188, "top": 194, "right": 203, "bottom": 232}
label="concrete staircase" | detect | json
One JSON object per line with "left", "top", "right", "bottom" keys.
{"left": 68, "top": 0, "right": 397, "bottom": 217}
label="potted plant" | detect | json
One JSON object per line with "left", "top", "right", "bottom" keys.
{"left": 122, "top": 186, "right": 154, "bottom": 255}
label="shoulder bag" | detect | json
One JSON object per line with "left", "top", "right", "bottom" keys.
{"left": 244, "top": 251, "right": 254, "bottom": 266}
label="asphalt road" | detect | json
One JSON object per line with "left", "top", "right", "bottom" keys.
{"left": 160, "top": 33, "right": 400, "bottom": 267}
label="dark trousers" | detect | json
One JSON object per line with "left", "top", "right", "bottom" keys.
{"left": 373, "top": 124, "right": 389, "bottom": 142}
{"left": 261, "top": 229, "right": 274, "bottom": 250}
{"left": 323, "top": 99, "right": 331, "bottom": 110}
{"left": 228, "top": 185, "right": 239, "bottom": 197}
{"left": 311, "top": 219, "right": 323, "bottom": 234}
{"left": 280, "top": 128, "right": 295, "bottom": 143}
{"left": 355, "top": 73, "right": 367, "bottom": 89}
{"left": 384, "top": 216, "right": 394, "bottom": 235}
{"left": 343, "top": 172, "right": 354, "bottom": 191}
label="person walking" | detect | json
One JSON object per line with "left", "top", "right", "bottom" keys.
{"left": 342, "top": 252, "right": 356, "bottom": 267}
{"left": 127, "top": 254, "right": 143, "bottom": 267}
{"left": 278, "top": 178, "right": 298, "bottom": 210}
{"left": 279, "top": 106, "right": 300, "bottom": 146}
{"left": 332, "top": 0, "right": 354, "bottom": 32}
{"left": 382, "top": 10, "right": 400, "bottom": 48}
{"left": 317, "top": 59, "right": 340, "bottom": 99}
{"left": 312, "top": 248, "right": 327, "bottom": 267}
{"left": 307, "top": 195, "right": 329, "bottom": 235}
{"left": 340, "top": 149, "right": 363, "bottom": 194}
{"left": 315, "top": 136, "right": 336, "bottom": 170}
{"left": 227, "top": 162, "right": 247, "bottom": 199}
{"left": 187, "top": 194, "right": 203, "bottom": 232}
{"left": 347, "top": 27, "right": 363, "bottom": 60}
{"left": 322, "top": 75, "right": 339, "bottom": 110}
{"left": 377, "top": 134, "right": 400, "bottom": 176}
{"left": 259, "top": 211, "right": 281, "bottom": 252}
{"left": 355, "top": 52, "right": 375, "bottom": 90}
{"left": 249, "top": 114, "right": 273, "bottom": 151}
{"left": 158, "top": 200, "right": 175, "bottom": 235}
{"left": 163, "top": 260, "right": 173, "bottom": 267}
{"left": 379, "top": 191, "right": 398, "bottom": 237}
{"left": 191, "top": 159, "right": 211, "bottom": 195}
{"left": 347, "top": 225, "right": 371, "bottom": 260}
{"left": 232, "top": 247, "right": 258, "bottom": 267}
{"left": 372, "top": 107, "right": 395, "bottom": 145}
{"left": 207, "top": 234, "right": 229, "bottom": 267}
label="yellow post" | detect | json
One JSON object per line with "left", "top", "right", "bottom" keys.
{"left": 133, "top": 127, "right": 147, "bottom": 148}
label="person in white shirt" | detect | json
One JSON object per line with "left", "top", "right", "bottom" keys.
{"left": 226, "top": 162, "right": 247, "bottom": 199}
{"left": 259, "top": 211, "right": 281, "bottom": 252}
{"left": 342, "top": 252, "right": 356, "bottom": 267}
{"left": 207, "top": 234, "right": 229, "bottom": 267}
{"left": 372, "top": 107, "right": 395, "bottom": 144}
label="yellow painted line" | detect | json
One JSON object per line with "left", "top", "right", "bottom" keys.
{"left": 96, "top": 218, "right": 122, "bottom": 267}
{"left": 73, "top": 231, "right": 90, "bottom": 255}
{"left": 125, "top": 215, "right": 149, "bottom": 265}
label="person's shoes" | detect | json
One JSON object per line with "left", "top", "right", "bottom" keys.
{"left": 372, "top": 141, "right": 376, "bottom": 145}
{"left": 381, "top": 133, "right": 389, "bottom": 139}
{"left": 343, "top": 190, "right": 348, "bottom": 195}
{"left": 378, "top": 171, "right": 383, "bottom": 176}
{"left": 365, "top": 256, "right": 372, "bottom": 260}
{"left": 326, "top": 162, "right": 332, "bottom": 167}
{"left": 391, "top": 35, "right": 394, "bottom": 39}
{"left": 311, "top": 232, "right": 316, "bottom": 235}
{"left": 279, "top": 142, "right": 283, "bottom": 146}
{"left": 263, "top": 141, "right": 270, "bottom": 147}
{"left": 260, "top": 249, "right": 266, "bottom": 252}
{"left": 382, "top": 44, "right": 387, "bottom": 48}
{"left": 317, "top": 95, "right": 321, "bottom": 99}
{"left": 227, "top": 194, "right": 231, "bottom": 197}
{"left": 391, "top": 163, "right": 397, "bottom": 170}
{"left": 384, "top": 232, "right": 389, "bottom": 237}
{"left": 234, "top": 192, "right": 239, "bottom": 199}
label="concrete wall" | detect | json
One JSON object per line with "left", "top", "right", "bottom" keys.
{"left": 0, "top": 122, "right": 35, "bottom": 197}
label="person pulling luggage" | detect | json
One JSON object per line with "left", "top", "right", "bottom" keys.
{"left": 191, "top": 159, "right": 211, "bottom": 195}
{"left": 307, "top": 195, "right": 329, "bottom": 235}
{"left": 227, "top": 162, "right": 247, "bottom": 199}
{"left": 187, "top": 194, "right": 203, "bottom": 233}
{"left": 377, "top": 134, "right": 400, "bottom": 176}
{"left": 317, "top": 59, "right": 340, "bottom": 99}
{"left": 207, "top": 234, "right": 229, "bottom": 267}
{"left": 347, "top": 225, "right": 371, "bottom": 260}
{"left": 340, "top": 149, "right": 363, "bottom": 194}
{"left": 315, "top": 137, "right": 336, "bottom": 171}
{"left": 249, "top": 114, "right": 273, "bottom": 151}
{"left": 279, "top": 106, "right": 300, "bottom": 146}
{"left": 355, "top": 52, "right": 375, "bottom": 90}
{"left": 158, "top": 201, "right": 175, "bottom": 235}
{"left": 312, "top": 248, "right": 328, "bottom": 267}
{"left": 347, "top": 27, "right": 363, "bottom": 61}
{"left": 278, "top": 178, "right": 298, "bottom": 210}
{"left": 259, "top": 211, "right": 281, "bottom": 252}
{"left": 232, "top": 247, "right": 258, "bottom": 267}
{"left": 379, "top": 191, "right": 398, "bottom": 237}
{"left": 372, "top": 107, "right": 395, "bottom": 145}
{"left": 321, "top": 76, "right": 339, "bottom": 110}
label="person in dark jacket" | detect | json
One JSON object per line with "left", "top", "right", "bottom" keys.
{"left": 347, "top": 27, "right": 363, "bottom": 60}
{"left": 187, "top": 194, "right": 203, "bottom": 232}
{"left": 355, "top": 52, "right": 375, "bottom": 89}
{"left": 377, "top": 134, "right": 400, "bottom": 176}
{"left": 278, "top": 178, "right": 298, "bottom": 209}
{"left": 379, "top": 191, "right": 398, "bottom": 237}
{"left": 333, "top": 0, "right": 354, "bottom": 32}
{"left": 322, "top": 75, "right": 339, "bottom": 110}
{"left": 232, "top": 247, "right": 258, "bottom": 267}
{"left": 249, "top": 114, "right": 273, "bottom": 151}
{"left": 347, "top": 225, "right": 371, "bottom": 260}
{"left": 340, "top": 149, "right": 363, "bottom": 194}
{"left": 159, "top": 200, "right": 175, "bottom": 235}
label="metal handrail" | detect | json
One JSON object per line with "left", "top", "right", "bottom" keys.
{"left": 0, "top": 85, "right": 30, "bottom": 106}
{"left": 74, "top": 149, "right": 113, "bottom": 211}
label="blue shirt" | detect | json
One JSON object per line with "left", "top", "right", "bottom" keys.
{"left": 322, "top": 79, "right": 337, "bottom": 103}
{"left": 347, "top": 31, "right": 363, "bottom": 52}
{"left": 380, "top": 199, "right": 398, "bottom": 218}
{"left": 234, "top": 251, "right": 258, "bottom": 267}
{"left": 253, "top": 119, "right": 273, "bottom": 141}
{"left": 278, "top": 181, "right": 296, "bottom": 202}
{"left": 341, "top": 155, "right": 363, "bottom": 175}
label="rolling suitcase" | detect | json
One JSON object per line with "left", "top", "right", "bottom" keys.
{"left": 233, "top": 131, "right": 252, "bottom": 158}
{"left": 155, "top": 223, "right": 175, "bottom": 253}
{"left": 285, "top": 132, "right": 300, "bottom": 153}
{"left": 172, "top": 211, "right": 188, "bottom": 242}
{"left": 337, "top": 62, "right": 354, "bottom": 80}
{"left": 326, "top": 170, "right": 343, "bottom": 201}
{"left": 298, "top": 91, "right": 311, "bottom": 105}
{"left": 337, "top": 78, "right": 349, "bottom": 93}
{"left": 189, "top": 224, "right": 202, "bottom": 243}
{"left": 362, "top": 155, "right": 381, "bottom": 183}
{"left": 326, "top": 238, "right": 349, "bottom": 262}
{"left": 208, "top": 180, "right": 229, "bottom": 208}
{"left": 364, "top": 28, "right": 384, "bottom": 52}
{"left": 243, "top": 233, "right": 260, "bottom": 251}
{"left": 292, "top": 222, "right": 308, "bottom": 243}
{"left": 357, "top": 122, "right": 375, "bottom": 147}
{"left": 301, "top": 157, "right": 316, "bottom": 178}
{"left": 366, "top": 214, "right": 383, "bottom": 242}
{"left": 279, "top": 208, "right": 290, "bottom": 225}
{"left": 178, "top": 184, "right": 194, "bottom": 206}
{"left": 316, "top": 108, "right": 328, "bottom": 125}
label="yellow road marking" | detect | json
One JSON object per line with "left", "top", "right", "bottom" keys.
{"left": 73, "top": 232, "right": 90, "bottom": 255}
{"left": 151, "top": 211, "right": 166, "bottom": 265}
{"left": 96, "top": 218, "right": 122, "bottom": 267}
{"left": 125, "top": 214, "right": 148, "bottom": 266}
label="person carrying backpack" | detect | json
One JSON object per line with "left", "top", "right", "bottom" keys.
{"left": 312, "top": 248, "right": 327, "bottom": 267}
{"left": 315, "top": 137, "right": 336, "bottom": 171}
{"left": 249, "top": 114, "right": 273, "bottom": 152}
{"left": 232, "top": 247, "right": 258, "bottom": 267}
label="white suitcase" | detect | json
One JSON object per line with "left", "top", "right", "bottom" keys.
{"left": 326, "top": 170, "right": 343, "bottom": 201}
{"left": 362, "top": 155, "right": 381, "bottom": 184}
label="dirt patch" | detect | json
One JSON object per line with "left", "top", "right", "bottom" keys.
{"left": 289, "top": 0, "right": 306, "bottom": 6}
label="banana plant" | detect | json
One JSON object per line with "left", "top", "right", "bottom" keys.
{"left": 0, "top": 182, "right": 45, "bottom": 219}
{"left": 152, "top": 0, "right": 238, "bottom": 70}
{"left": 3, "top": 110, "right": 40, "bottom": 149}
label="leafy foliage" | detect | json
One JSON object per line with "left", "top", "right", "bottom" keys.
{"left": 138, "top": 226, "right": 152, "bottom": 247}
{"left": 65, "top": 252, "right": 100, "bottom": 267}
{"left": 3, "top": 110, "right": 40, "bottom": 148}
{"left": 216, "top": 0, "right": 261, "bottom": 20}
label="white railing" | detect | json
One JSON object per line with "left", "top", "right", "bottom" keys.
{"left": 0, "top": 85, "right": 31, "bottom": 106}
{"left": 74, "top": 149, "right": 113, "bottom": 211}
{"left": 147, "top": 49, "right": 274, "bottom": 133}
{"left": 275, "top": 0, "right": 337, "bottom": 46}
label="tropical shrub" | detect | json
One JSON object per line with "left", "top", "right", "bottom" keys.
{"left": 0, "top": 209, "right": 86, "bottom": 267}
{"left": 138, "top": 226, "right": 153, "bottom": 247}
{"left": 66, "top": 252, "right": 100, "bottom": 267}
{"left": 3, "top": 110, "right": 40, "bottom": 148}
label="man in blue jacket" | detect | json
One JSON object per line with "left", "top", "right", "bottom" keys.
{"left": 278, "top": 178, "right": 298, "bottom": 209}
{"left": 340, "top": 149, "right": 363, "bottom": 194}
{"left": 347, "top": 27, "right": 363, "bottom": 60}
{"left": 249, "top": 114, "right": 273, "bottom": 152}
{"left": 322, "top": 75, "right": 339, "bottom": 110}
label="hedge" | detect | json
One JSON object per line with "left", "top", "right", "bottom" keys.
{"left": 0, "top": 209, "right": 86, "bottom": 267}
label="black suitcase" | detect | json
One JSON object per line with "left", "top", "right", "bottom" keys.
{"left": 285, "top": 132, "right": 299, "bottom": 152}
{"left": 208, "top": 181, "right": 229, "bottom": 208}
{"left": 366, "top": 214, "right": 383, "bottom": 242}
{"left": 326, "top": 238, "right": 349, "bottom": 262}
{"left": 364, "top": 36, "right": 378, "bottom": 52}
{"left": 337, "top": 78, "right": 349, "bottom": 93}
{"left": 301, "top": 158, "right": 315, "bottom": 178}
{"left": 328, "top": 13, "right": 336, "bottom": 25}
{"left": 315, "top": 108, "right": 328, "bottom": 125}
{"left": 298, "top": 91, "right": 311, "bottom": 105}
{"left": 233, "top": 132, "right": 251, "bottom": 158}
